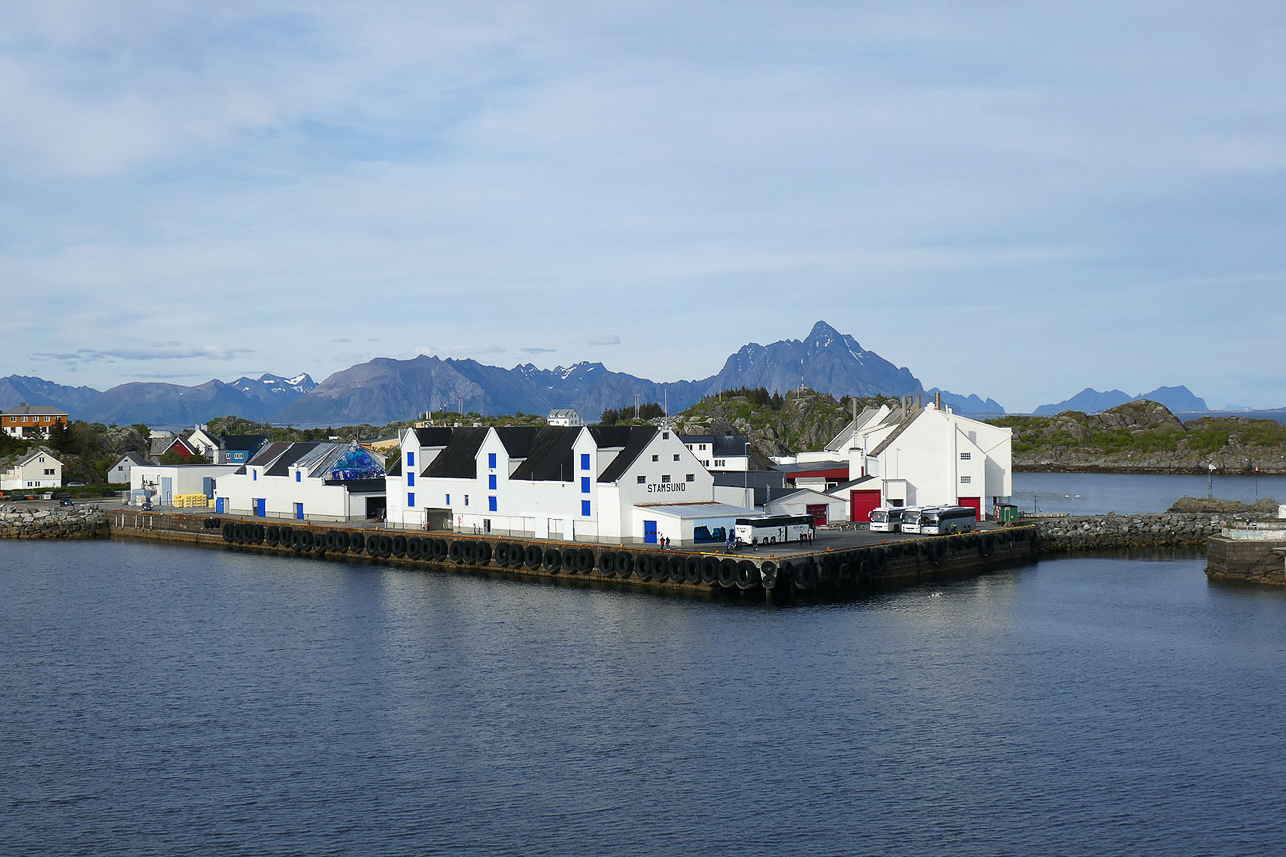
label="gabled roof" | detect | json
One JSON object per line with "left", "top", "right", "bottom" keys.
{"left": 509, "top": 427, "right": 578, "bottom": 482}
{"left": 494, "top": 426, "right": 542, "bottom": 459}
{"left": 221, "top": 434, "right": 266, "bottom": 451}
{"left": 412, "top": 427, "right": 454, "bottom": 447}
{"left": 592, "top": 426, "right": 657, "bottom": 483}
{"left": 867, "top": 406, "right": 924, "bottom": 458}
{"left": 149, "top": 435, "right": 195, "bottom": 458}
{"left": 768, "top": 487, "right": 840, "bottom": 505}
{"left": 16, "top": 446, "right": 61, "bottom": 466}
{"left": 421, "top": 427, "right": 487, "bottom": 479}
{"left": 113, "top": 451, "right": 148, "bottom": 467}
{"left": 548, "top": 408, "right": 580, "bottom": 418}
{"left": 2, "top": 403, "right": 67, "bottom": 417}
{"left": 265, "top": 442, "right": 320, "bottom": 477}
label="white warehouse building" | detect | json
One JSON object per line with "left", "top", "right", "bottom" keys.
{"left": 386, "top": 424, "right": 749, "bottom": 545}
{"left": 213, "top": 441, "right": 387, "bottom": 521}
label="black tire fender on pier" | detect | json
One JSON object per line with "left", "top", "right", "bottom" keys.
{"left": 982, "top": 533, "right": 996, "bottom": 557}
{"left": 933, "top": 539, "right": 947, "bottom": 564}
{"left": 252, "top": 524, "right": 264, "bottom": 544}
{"left": 561, "top": 547, "right": 580, "bottom": 574}
{"left": 462, "top": 541, "right": 477, "bottom": 564}
{"left": 667, "top": 555, "right": 685, "bottom": 583}
{"left": 222, "top": 522, "right": 235, "bottom": 542}
{"left": 543, "top": 548, "right": 561, "bottom": 573}
{"left": 495, "top": 543, "right": 512, "bottom": 567}
{"left": 406, "top": 537, "right": 423, "bottom": 560}
{"left": 636, "top": 554, "right": 653, "bottom": 578}
{"left": 626, "top": 552, "right": 647, "bottom": 580}
{"left": 717, "top": 559, "right": 737, "bottom": 589}
{"left": 760, "top": 561, "right": 778, "bottom": 590}
{"left": 578, "top": 548, "right": 594, "bottom": 573}
{"left": 873, "top": 547, "right": 888, "bottom": 572}
{"left": 600, "top": 551, "right": 617, "bottom": 576}
{"left": 476, "top": 541, "right": 492, "bottom": 565}
{"left": 794, "top": 560, "right": 816, "bottom": 590}
{"left": 265, "top": 525, "right": 280, "bottom": 546}
{"left": 391, "top": 534, "right": 407, "bottom": 557}
{"left": 700, "top": 556, "right": 719, "bottom": 585}
{"left": 735, "top": 560, "right": 758, "bottom": 590}
{"left": 449, "top": 541, "right": 464, "bottom": 563}
{"left": 683, "top": 556, "right": 701, "bottom": 584}
{"left": 524, "top": 544, "right": 543, "bottom": 569}
{"left": 348, "top": 531, "right": 365, "bottom": 553}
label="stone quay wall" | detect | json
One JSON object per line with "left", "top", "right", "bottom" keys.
{"left": 1206, "top": 536, "right": 1286, "bottom": 586}
{"left": 1033, "top": 512, "right": 1264, "bottom": 552}
{"left": 0, "top": 506, "right": 109, "bottom": 540}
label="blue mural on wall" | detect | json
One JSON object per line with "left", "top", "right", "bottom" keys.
{"left": 329, "top": 445, "right": 385, "bottom": 481}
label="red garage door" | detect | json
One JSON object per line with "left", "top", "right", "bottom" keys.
{"left": 806, "top": 504, "right": 829, "bottom": 526}
{"left": 957, "top": 496, "right": 982, "bottom": 520}
{"left": 849, "top": 490, "right": 881, "bottom": 523}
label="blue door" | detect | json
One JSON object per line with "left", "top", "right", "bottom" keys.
{"left": 256, "top": 498, "right": 266, "bottom": 517}
{"left": 215, "top": 497, "right": 224, "bottom": 513}
{"left": 643, "top": 520, "right": 658, "bottom": 544}
{"left": 294, "top": 503, "right": 304, "bottom": 520}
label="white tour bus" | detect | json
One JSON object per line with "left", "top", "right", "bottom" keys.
{"left": 920, "top": 505, "right": 978, "bottom": 535}
{"left": 734, "top": 514, "right": 813, "bottom": 546}
{"left": 869, "top": 507, "right": 907, "bottom": 533}
{"left": 898, "top": 506, "right": 937, "bottom": 535}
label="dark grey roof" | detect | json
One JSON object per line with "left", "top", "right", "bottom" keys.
{"left": 325, "top": 478, "right": 385, "bottom": 494}
{"left": 593, "top": 426, "right": 656, "bottom": 483}
{"left": 265, "top": 442, "right": 321, "bottom": 477}
{"left": 221, "top": 434, "right": 266, "bottom": 451}
{"left": 494, "top": 426, "right": 541, "bottom": 459}
{"left": 774, "top": 459, "right": 849, "bottom": 474}
{"left": 2, "top": 403, "right": 67, "bottom": 416}
{"left": 246, "top": 441, "right": 290, "bottom": 468}
{"left": 421, "top": 428, "right": 487, "bottom": 479}
{"left": 413, "top": 427, "right": 454, "bottom": 447}
{"left": 386, "top": 456, "right": 402, "bottom": 477}
{"left": 510, "top": 427, "right": 578, "bottom": 482}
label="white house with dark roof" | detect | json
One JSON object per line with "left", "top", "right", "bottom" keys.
{"left": 387, "top": 424, "right": 736, "bottom": 544}
{"left": 546, "top": 409, "right": 584, "bottom": 427}
{"left": 212, "top": 441, "right": 386, "bottom": 521}
{"left": 108, "top": 451, "right": 148, "bottom": 484}
{"left": 1, "top": 447, "right": 64, "bottom": 490}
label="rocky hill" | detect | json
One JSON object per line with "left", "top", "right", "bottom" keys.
{"left": 991, "top": 400, "right": 1286, "bottom": 473}
{"left": 669, "top": 388, "right": 883, "bottom": 458}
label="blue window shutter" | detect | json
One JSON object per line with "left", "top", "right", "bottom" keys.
{"left": 489, "top": 474, "right": 497, "bottom": 490}
{"left": 488, "top": 452, "right": 497, "bottom": 468}
{"left": 581, "top": 476, "right": 590, "bottom": 493}
{"left": 446, "top": 494, "right": 450, "bottom": 505}
{"left": 295, "top": 471, "right": 301, "bottom": 482}
{"left": 581, "top": 500, "right": 591, "bottom": 517}
{"left": 408, "top": 473, "right": 415, "bottom": 487}
{"left": 408, "top": 492, "right": 415, "bottom": 507}
{"left": 407, "top": 451, "right": 414, "bottom": 467}
{"left": 488, "top": 496, "right": 497, "bottom": 512}
{"left": 580, "top": 453, "right": 590, "bottom": 470}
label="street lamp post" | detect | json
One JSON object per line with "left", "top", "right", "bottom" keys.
{"left": 1208, "top": 462, "right": 1216, "bottom": 499}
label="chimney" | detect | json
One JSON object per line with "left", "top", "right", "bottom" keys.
{"left": 916, "top": 394, "right": 922, "bottom": 408}
{"left": 934, "top": 391, "right": 941, "bottom": 409}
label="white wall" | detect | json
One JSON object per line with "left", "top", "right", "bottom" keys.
{"left": 130, "top": 464, "right": 237, "bottom": 505}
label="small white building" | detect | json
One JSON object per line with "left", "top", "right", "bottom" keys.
{"left": 107, "top": 451, "right": 148, "bottom": 485}
{"left": 1, "top": 447, "right": 63, "bottom": 490}
{"left": 213, "top": 441, "right": 386, "bottom": 521}
{"left": 547, "top": 409, "right": 584, "bottom": 427}
{"left": 764, "top": 488, "right": 848, "bottom": 527}
{"left": 186, "top": 425, "right": 221, "bottom": 461}
{"left": 680, "top": 433, "right": 753, "bottom": 471}
{"left": 129, "top": 463, "right": 238, "bottom": 506}
{"left": 386, "top": 424, "right": 723, "bottom": 544}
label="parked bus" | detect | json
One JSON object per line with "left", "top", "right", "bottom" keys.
{"left": 920, "top": 505, "right": 978, "bottom": 535}
{"left": 734, "top": 514, "right": 813, "bottom": 546}
{"left": 869, "top": 507, "right": 907, "bottom": 533}
{"left": 898, "top": 506, "right": 935, "bottom": 535}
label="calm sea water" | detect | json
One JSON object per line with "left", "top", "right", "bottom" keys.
{"left": 4, "top": 540, "right": 1286, "bottom": 856}
{"left": 1014, "top": 471, "right": 1286, "bottom": 515}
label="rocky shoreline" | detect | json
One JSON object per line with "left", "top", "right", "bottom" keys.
{"left": 0, "top": 505, "right": 109, "bottom": 539}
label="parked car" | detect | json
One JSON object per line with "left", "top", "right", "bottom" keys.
{"left": 67, "top": 481, "right": 85, "bottom": 487}
{"left": 58, "top": 498, "right": 74, "bottom": 507}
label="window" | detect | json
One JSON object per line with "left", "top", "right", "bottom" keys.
{"left": 673, "top": 454, "right": 680, "bottom": 461}
{"left": 45, "top": 468, "right": 54, "bottom": 476}
{"left": 488, "top": 474, "right": 496, "bottom": 490}
{"left": 408, "top": 473, "right": 415, "bottom": 487}
{"left": 960, "top": 475, "right": 972, "bottom": 484}
{"left": 488, "top": 452, "right": 497, "bottom": 469}
{"left": 581, "top": 476, "right": 590, "bottom": 493}
{"left": 408, "top": 492, "right": 415, "bottom": 507}
{"left": 662, "top": 431, "right": 669, "bottom": 439}
{"left": 960, "top": 452, "right": 972, "bottom": 461}
{"left": 714, "top": 459, "right": 725, "bottom": 467}
{"left": 488, "top": 496, "right": 497, "bottom": 512}
{"left": 296, "top": 471, "right": 301, "bottom": 482}
{"left": 581, "top": 453, "right": 590, "bottom": 470}
{"left": 686, "top": 474, "right": 694, "bottom": 482}
{"left": 407, "top": 451, "right": 415, "bottom": 468}
{"left": 446, "top": 494, "right": 450, "bottom": 505}
{"left": 253, "top": 470, "right": 257, "bottom": 481}
{"left": 637, "top": 475, "right": 646, "bottom": 484}
{"left": 581, "top": 499, "right": 591, "bottom": 516}
{"left": 651, "top": 454, "right": 658, "bottom": 462}
{"left": 464, "top": 495, "right": 469, "bottom": 506}
{"left": 661, "top": 474, "right": 671, "bottom": 483}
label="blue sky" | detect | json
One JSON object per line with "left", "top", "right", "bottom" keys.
{"left": 2, "top": 1, "right": 1284, "bottom": 412}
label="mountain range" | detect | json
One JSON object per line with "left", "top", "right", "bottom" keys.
{"left": 0, "top": 322, "right": 1204, "bottom": 426}
{"left": 1034, "top": 386, "right": 1209, "bottom": 416}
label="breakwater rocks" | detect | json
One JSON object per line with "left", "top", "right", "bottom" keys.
{"left": 1035, "top": 512, "right": 1264, "bottom": 552}
{"left": 0, "top": 505, "right": 109, "bottom": 539}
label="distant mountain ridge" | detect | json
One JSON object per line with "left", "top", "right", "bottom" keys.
{"left": 3, "top": 323, "right": 1000, "bottom": 425}
{"left": 1035, "top": 385, "right": 1209, "bottom": 415}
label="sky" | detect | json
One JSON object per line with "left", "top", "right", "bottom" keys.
{"left": 2, "top": 1, "right": 1284, "bottom": 412}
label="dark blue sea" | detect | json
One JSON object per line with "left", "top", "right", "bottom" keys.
{"left": 4, "top": 539, "right": 1286, "bottom": 856}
